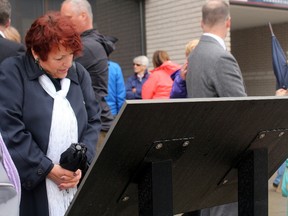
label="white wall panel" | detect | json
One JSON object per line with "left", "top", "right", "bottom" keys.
{"left": 145, "top": 0, "right": 204, "bottom": 68}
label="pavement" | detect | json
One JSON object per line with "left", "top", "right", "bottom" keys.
{"left": 269, "top": 172, "right": 286, "bottom": 216}
{"left": 176, "top": 172, "right": 286, "bottom": 216}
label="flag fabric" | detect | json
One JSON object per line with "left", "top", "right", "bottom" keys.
{"left": 270, "top": 23, "right": 288, "bottom": 89}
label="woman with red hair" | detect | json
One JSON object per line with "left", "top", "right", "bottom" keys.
{"left": 0, "top": 11, "right": 101, "bottom": 216}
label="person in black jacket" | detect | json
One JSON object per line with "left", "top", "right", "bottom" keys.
{"left": 61, "top": 0, "right": 116, "bottom": 156}
{"left": 0, "top": 0, "right": 25, "bottom": 63}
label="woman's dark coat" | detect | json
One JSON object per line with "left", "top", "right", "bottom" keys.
{"left": 0, "top": 54, "right": 101, "bottom": 216}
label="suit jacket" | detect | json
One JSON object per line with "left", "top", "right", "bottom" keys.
{"left": 0, "top": 54, "right": 101, "bottom": 216}
{"left": 0, "top": 35, "right": 26, "bottom": 63}
{"left": 186, "top": 35, "right": 246, "bottom": 216}
{"left": 186, "top": 35, "right": 246, "bottom": 98}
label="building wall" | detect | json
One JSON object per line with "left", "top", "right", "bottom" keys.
{"left": 145, "top": 0, "right": 282, "bottom": 97}
{"left": 96, "top": 0, "right": 208, "bottom": 78}
{"left": 9, "top": 0, "right": 283, "bottom": 97}
{"left": 9, "top": 0, "right": 143, "bottom": 81}
{"left": 10, "top": 0, "right": 65, "bottom": 40}
{"left": 231, "top": 23, "right": 288, "bottom": 96}
{"left": 145, "top": 0, "right": 204, "bottom": 69}
{"left": 94, "top": 0, "right": 144, "bottom": 80}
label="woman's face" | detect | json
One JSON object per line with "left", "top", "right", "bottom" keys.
{"left": 133, "top": 62, "right": 146, "bottom": 74}
{"left": 39, "top": 45, "right": 74, "bottom": 79}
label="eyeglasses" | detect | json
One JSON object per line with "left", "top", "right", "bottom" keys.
{"left": 133, "top": 63, "right": 142, "bottom": 67}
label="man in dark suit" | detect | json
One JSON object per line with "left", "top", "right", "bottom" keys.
{"left": 0, "top": 0, "right": 25, "bottom": 63}
{"left": 186, "top": 1, "right": 246, "bottom": 216}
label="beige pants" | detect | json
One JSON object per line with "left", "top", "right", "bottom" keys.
{"left": 96, "top": 131, "right": 107, "bottom": 156}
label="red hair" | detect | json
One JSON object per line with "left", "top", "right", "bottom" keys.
{"left": 25, "top": 11, "right": 82, "bottom": 61}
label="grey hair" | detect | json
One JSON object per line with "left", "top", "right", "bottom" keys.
{"left": 133, "top": 55, "right": 149, "bottom": 68}
{"left": 62, "top": 0, "right": 93, "bottom": 20}
{"left": 0, "top": 0, "right": 11, "bottom": 26}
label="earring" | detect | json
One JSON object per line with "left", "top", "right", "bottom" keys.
{"left": 34, "top": 57, "right": 43, "bottom": 70}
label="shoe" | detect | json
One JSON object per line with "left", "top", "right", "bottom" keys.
{"left": 273, "top": 183, "right": 279, "bottom": 188}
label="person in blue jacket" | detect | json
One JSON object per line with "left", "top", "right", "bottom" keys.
{"left": 125, "top": 55, "right": 149, "bottom": 99}
{"left": 0, "top": 12, "right": 101, "bottom": 216}
{"left": 105, "top": 60, "right": 126, "bottom": 116}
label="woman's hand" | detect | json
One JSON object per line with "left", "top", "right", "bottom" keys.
{"left": 47, "top": 164, "right": 82, "bottom": 190}
{"left": 180, "top": 61, "right": 188, "bottom": 80}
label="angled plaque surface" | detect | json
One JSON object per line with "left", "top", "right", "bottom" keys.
{"left": 66, "top": 96, "right": 288, "bottom": 216}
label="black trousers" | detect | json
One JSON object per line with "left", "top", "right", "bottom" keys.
{"left": 182, "top": 210, "right": 201, "bottom": 216}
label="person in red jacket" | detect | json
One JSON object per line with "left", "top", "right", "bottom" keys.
{"left": 142, "top": 50, "right": 181, "bottom": 99}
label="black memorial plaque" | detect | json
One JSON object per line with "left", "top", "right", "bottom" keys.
{"left": 66, "top": 96, "right": 288, "bottom": 216}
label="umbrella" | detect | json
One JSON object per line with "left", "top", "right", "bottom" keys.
{"left": 270, "top": 22, "right": 288, "bottom": 90}
{"left": 59, "top": 143, "right": 88, "bottom": 172}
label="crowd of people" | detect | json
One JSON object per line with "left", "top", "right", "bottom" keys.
{"left": 0, "top": 0, "right": 285, "bottom": 216}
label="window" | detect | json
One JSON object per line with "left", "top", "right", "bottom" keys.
{"left": 10, "top": 0, "right": 62, "bottom": 42}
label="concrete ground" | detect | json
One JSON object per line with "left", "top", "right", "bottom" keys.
{"left": 176, "top": 172, "right": 287, "bottom": 216}
{"left": 269, "top": 172, "right": 286, "bottom": 216}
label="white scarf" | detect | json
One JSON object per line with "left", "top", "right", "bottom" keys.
{"left": 39, "top": 74, "right": 78, "bottom": 216}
